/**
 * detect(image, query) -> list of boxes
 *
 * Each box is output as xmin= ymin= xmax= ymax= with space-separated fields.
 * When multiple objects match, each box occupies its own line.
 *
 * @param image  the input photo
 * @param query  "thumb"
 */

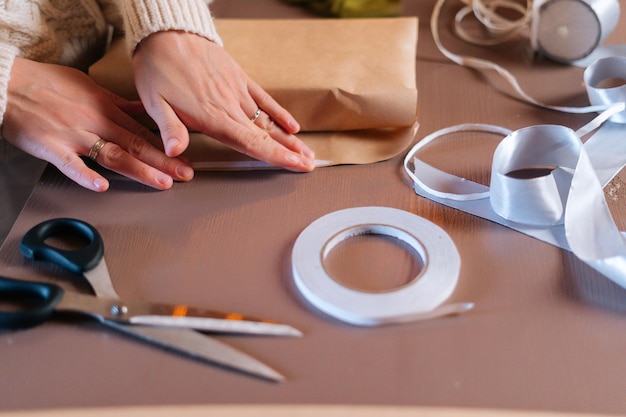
xmin=146 ymin=100 xmax=190 ymax=157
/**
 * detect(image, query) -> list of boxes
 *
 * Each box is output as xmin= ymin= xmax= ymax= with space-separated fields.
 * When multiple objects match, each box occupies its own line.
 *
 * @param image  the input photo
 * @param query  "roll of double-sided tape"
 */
xmin=531 ymin=0 xmax=620 ymax=63
xmin=291 ymin=206 xmax=463 ymax=326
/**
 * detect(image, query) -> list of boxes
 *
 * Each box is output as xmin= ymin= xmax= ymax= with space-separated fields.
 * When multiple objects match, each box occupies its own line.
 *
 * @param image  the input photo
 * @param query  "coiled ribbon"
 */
xmin=439 ymin=0 xmax=623 ymax=66
xmin=432 ymin=0 xmax=625 ymax=113
xmin=404 ymin=57 xmax=626 ymax=289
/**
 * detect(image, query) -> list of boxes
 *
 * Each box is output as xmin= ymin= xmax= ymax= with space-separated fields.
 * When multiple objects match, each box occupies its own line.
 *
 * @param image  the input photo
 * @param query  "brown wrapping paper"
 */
xmin=89 ymin=17 xmax=419 ymax=168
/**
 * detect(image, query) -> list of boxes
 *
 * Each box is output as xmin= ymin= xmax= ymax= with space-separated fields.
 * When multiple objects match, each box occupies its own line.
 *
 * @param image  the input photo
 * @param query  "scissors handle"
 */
xmin=20 ymin=218 xmax=104 ymax=275
xmin=0 ymin=276 xmax=64 ymax=330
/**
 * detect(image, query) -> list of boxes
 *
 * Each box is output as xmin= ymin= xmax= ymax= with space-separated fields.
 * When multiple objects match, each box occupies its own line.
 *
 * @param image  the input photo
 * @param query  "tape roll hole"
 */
xmin=321 ymin=225 xmax=426 ymax=293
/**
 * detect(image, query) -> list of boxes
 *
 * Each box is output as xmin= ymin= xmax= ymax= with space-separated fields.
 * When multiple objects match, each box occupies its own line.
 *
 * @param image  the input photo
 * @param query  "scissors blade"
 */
xmin=56 ymin=290 xmax=302 ymax=337
xmin=52 ymin=290 xmax=284 ymax=380
xmin=83 ymin=264 xmax=301 ymax=337
xmin=99 ymin=319 xmax=285 ymax=382
xmin=79 ymin=267 xmax=287 ymax=382
xmin=83 ymin=261 xmax=118 ymax=300
xmin=129 ymin=315 xmax=302 ymax=337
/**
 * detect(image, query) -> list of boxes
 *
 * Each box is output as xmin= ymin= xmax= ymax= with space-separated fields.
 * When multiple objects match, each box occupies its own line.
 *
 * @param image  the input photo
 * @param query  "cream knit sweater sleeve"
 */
xmin=115 ymin=0 xmax=222 ymax=54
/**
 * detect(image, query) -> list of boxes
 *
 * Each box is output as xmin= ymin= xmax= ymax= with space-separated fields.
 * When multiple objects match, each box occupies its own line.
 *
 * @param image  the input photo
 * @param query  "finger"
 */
xmin=248 ymin=80 xmax=300 ymax=134
xmin=217 ymin=117 xmax=314 ymax=172
xmin=245 ymin=81 xmax=315 ymax=159
xmin=251 ymin=109 xmax=315 ymax=159
xmin=50 ymin=150 xmax=110 ymax=192
xmin=120 ymin=130 xmax=194 ymax=181
xmin=140 ymin=95 xmax=190 ymax=157
xmin=99 ymin=102 xmax=194 ymax=182
xmin=215 ymin=97 xmax=315 ymax=171
xmin=15 ymin=130 xmax=111 ymax=192
xmin=89 ymin=139 xmax=175 ymax=190
xmin=96 ymin=124 xmax=194 ymax=184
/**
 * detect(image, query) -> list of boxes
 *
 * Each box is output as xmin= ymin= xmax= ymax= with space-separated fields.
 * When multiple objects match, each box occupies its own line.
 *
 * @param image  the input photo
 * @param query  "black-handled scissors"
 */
xmin=20 ymin=218 xmax=103 ymax=275
xmin=2 ymin=218 xmax=302 ymax=381
xmin=0 ymin=276 xmax=64 ymax=329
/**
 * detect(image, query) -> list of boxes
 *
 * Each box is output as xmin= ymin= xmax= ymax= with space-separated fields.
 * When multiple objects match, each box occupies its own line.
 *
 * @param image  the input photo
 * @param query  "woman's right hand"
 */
xmin=131 ymin=31 xmax=316 ymax=172
xmin=1 ymin=58 xmax=194 ymax=192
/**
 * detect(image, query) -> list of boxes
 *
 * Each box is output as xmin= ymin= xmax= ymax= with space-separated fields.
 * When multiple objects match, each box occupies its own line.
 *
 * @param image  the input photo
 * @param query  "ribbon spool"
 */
xmin=531 ymin=0 xmax=620 ymax=63
xmin=291 ymin=206 xmax=467 ymax=326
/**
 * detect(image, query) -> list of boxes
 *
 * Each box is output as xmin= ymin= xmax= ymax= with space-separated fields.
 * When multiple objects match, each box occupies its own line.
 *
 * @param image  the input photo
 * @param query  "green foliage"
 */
xmin=283 ymin=0 xmax=402 ymax=18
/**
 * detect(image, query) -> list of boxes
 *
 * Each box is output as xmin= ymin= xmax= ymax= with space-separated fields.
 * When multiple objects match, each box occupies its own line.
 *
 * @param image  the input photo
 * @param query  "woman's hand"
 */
xmin=2 ymin=58 xmax=194 ymax=192
xmin=131 ymin=31 xmax=316 ymax=172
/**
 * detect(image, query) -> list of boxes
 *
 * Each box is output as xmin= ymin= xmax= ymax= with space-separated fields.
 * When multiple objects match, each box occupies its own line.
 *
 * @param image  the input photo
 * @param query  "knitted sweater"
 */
xmin=0 ymin=0 xmax=222 ymax=128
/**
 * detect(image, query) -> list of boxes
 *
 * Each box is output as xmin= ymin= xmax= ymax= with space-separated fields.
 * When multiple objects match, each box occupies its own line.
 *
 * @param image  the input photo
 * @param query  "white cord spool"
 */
xmin=531 ymin=0 xmax=620 ymax=63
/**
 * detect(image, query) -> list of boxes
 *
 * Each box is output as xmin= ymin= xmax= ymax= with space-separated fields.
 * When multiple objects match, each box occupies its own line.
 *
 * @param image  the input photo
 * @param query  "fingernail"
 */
xmin=176 ymin=164 xmax=194 ymax=180
xmin=302 ymin=146 xmax=315 ymax=159
xmin=93 ymin=178 xmax=108 ymax=191
xmin=286 ymin=153 xmax=301 ymax=165
xmin=289 ymin=119 xmax=300 ymax=133
xmin=166 ymin=138 xmax=181 ymax=156
xmin=157 ymin=172 xmax=173 ymax=187
xmin=302 ymin=157 xmax=315 ymax=169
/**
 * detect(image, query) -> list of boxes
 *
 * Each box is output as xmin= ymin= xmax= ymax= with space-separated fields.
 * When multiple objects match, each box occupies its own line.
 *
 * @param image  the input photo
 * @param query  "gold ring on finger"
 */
xmin=88 ymin=139 xmax=108 ymax=161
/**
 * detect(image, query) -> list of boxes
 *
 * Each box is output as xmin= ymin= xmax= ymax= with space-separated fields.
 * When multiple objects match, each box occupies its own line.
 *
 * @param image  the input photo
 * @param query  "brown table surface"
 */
xmin=2 ymin=0 xmax=626 ymax=415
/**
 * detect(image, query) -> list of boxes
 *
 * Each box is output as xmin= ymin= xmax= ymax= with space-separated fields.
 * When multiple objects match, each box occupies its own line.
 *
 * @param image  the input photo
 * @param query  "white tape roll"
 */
xmin=531 ymin=0 xmax=620 ymax=63
xmin=292 ymin=207 xmax=463 ymax=326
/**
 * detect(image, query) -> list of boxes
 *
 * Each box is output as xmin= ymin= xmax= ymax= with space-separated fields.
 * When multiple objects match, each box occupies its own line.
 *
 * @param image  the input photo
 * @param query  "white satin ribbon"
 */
xmin=585 ymin=57 xmax=626 ymax=124
xmin=404 ymin=57 xmax=626 ymax=289
xmin=432 ymin=0 xmax=613 ymax=114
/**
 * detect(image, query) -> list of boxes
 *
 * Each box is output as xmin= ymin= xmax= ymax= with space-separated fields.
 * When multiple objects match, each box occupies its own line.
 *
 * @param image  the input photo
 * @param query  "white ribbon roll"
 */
xmin=403 ymin=57 xmax=626 ymax=290
xmin=291 ymin=206 xmax=471 ymax=326
xmin=531 ymin=0 xmax=620 ymax=63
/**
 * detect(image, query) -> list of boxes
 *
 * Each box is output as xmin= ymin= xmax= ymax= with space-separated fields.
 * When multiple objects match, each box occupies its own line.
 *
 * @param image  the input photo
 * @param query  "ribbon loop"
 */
xmin=584 ymin=57 xmax=626 ymax=123
xmin=490 ymin=125 xmax=581 ymax=226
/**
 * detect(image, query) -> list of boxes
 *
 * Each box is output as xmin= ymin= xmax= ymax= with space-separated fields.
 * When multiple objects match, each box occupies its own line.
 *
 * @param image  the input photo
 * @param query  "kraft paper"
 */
xmin=89 ymin=18 xmax=419 ymax=168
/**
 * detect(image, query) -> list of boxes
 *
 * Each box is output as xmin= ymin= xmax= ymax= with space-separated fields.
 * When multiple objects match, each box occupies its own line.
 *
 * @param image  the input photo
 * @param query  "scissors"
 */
xmin=0 ymin=218 xmax=301 ymax=381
